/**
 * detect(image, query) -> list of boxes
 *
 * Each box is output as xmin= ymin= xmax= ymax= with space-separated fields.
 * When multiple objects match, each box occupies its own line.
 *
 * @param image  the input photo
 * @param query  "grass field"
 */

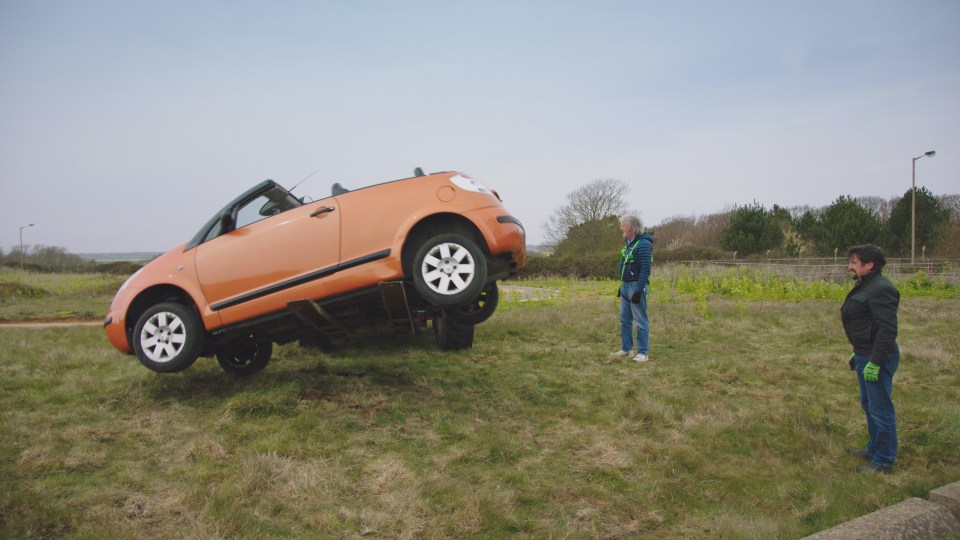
xmin=1 ymin=272 xmax=958 ymax=538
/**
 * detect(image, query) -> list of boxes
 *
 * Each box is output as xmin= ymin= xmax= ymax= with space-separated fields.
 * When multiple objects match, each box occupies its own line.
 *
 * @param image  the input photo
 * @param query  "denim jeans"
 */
xmin=619 ymin=281 xmax=649 ymax=354
xmin=854 ymin=352 xmax=899 ymax=467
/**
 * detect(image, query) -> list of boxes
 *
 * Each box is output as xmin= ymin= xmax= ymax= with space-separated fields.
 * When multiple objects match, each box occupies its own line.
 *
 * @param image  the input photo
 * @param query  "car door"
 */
xmin=195 ymin=191 xmax=341 ymax=323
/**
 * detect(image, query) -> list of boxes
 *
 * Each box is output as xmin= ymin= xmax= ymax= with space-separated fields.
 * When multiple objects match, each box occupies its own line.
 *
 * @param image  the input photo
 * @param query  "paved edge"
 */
xmin=0 ymin=321 xmax=101 ymax=328
xmin=803 ymin=480 xmax=960 ymax=539
xmin=499 ymin=285 xmax=560 ymax=302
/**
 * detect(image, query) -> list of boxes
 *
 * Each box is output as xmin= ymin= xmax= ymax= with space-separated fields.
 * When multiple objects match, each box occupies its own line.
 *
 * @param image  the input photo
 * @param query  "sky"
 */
xmin=1 ymin=0 xmax=958 ymax=254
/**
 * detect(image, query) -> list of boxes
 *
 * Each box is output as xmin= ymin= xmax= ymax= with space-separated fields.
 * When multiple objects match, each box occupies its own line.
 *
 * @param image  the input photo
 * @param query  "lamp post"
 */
xmin=19 ymin=223 xmax=35 ymax=271
xmin=911 ymin=150 xmax=936 ymax=264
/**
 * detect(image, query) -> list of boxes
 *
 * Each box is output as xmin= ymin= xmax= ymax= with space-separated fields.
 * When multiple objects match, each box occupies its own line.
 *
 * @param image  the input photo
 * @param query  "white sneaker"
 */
xmin=609 ymin=350 xmax=631 ymax=357
xmin=633 ymin=353 xmax=649 ymax=363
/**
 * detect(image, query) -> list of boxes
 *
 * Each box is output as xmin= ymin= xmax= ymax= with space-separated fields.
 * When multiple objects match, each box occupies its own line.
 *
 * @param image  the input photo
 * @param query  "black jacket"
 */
xmin=841 ymin=270 xmax=899 ymax=366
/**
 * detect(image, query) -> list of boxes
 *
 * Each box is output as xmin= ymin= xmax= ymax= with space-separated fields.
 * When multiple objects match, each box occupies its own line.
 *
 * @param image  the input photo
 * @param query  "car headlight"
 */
xmin=119 ymin=268 xmax=143 ymax=292
xmin=450 ymin=174 xmax=495 ymax=196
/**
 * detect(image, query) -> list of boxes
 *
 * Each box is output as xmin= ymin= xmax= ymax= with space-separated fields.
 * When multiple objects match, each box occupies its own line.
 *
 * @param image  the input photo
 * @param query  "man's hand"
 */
xmin=849 ymin=354 xmax=855 ymax=371
xmin=863 ymin=361 xmax=880 ymax=383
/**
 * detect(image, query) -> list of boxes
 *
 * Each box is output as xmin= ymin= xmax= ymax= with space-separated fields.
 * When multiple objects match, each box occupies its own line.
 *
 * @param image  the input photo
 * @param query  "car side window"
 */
xmin=234 ymin=187 xmax=302 ymax=231
xmin=236 ymin=194 xmax=273 ymax=230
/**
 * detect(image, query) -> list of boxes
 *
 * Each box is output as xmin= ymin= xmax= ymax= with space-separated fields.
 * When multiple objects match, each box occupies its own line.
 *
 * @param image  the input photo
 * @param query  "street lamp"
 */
xmin=911 ymin=150 xmax=936 ymax=264
xmin=19 ymin=223 xmax=34 ymax=271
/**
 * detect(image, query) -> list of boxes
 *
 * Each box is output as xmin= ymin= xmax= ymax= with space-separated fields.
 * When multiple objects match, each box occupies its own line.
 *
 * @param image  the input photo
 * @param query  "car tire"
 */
xmin=216 ymin=339 xmax=273 ymax=376
xmin=133 ymin=302 xmax=204 ymax=373
xmin=412 ymin=233 xmax=487 ymax=308
xmin=434 ymin=309 xmax=474 ymax=350
xmin=447 ymin=282 xmax=499 ymax=325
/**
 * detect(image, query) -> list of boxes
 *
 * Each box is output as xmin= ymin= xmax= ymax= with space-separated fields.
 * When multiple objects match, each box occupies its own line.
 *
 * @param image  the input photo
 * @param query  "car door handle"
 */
xmin=310 ymin=206 xmax=336 ymax=217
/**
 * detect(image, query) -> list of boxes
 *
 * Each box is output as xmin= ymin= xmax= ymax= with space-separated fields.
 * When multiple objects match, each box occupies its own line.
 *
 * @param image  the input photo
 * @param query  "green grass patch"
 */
xmin=0 ymin=271 xmax=126 ymax=322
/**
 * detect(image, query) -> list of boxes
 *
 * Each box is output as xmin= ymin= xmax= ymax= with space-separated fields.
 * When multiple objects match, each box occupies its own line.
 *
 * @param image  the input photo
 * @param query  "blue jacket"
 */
xmin=618 ymin=233 xmax=653 ymax=285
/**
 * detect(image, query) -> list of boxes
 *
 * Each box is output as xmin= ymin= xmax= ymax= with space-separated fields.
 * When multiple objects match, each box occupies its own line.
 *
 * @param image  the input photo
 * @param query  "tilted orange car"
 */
xmin=104 ymin=169 xmax=526 ymax=374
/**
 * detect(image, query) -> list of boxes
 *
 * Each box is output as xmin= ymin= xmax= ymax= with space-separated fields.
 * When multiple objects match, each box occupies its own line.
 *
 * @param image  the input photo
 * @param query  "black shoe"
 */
xmin=846 ymin=448 xmax=872 ymax=460
xmin=857 ymin=462 xmax=892 ymax=474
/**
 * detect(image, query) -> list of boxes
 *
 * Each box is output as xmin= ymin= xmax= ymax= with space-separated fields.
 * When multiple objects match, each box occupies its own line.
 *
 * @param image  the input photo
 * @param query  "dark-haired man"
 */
xmin=841 ymin=244 xmax=900 ymax=474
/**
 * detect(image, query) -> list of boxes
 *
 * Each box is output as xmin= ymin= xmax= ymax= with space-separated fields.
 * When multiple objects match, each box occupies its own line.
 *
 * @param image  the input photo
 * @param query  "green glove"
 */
xmin=863 ymin=361 xmax=880 ymax=383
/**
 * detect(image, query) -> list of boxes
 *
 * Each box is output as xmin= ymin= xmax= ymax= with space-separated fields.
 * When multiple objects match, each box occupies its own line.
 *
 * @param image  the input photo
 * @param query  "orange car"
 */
xmin=104 ymin=169 xmax=525 ymax=374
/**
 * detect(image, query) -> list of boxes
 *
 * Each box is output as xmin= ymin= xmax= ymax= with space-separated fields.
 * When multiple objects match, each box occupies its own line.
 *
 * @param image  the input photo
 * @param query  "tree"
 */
xmin=937 ymin=194 xmax=960 ymax=258
xmin=719 ymin=203 xmax=784 ymax=256
xmin=654 ymin=216 xmax=697 ymax=250
xmin=939 ymin=194 xmax=960 ymax=217
xmin=812 ymin=196 xmax=883 ymax=255
xmin=553 ymin=215 xmax=622 ymax=258
xmin=543 ymin=179 xmax=630 ymax=247
xmin=886 ymin=187 xmax=950 ymax=257
xmin=856 ymin=196 xmax=894 ymax=222
xmin=0 ymin=244 xmax=96 ymax=272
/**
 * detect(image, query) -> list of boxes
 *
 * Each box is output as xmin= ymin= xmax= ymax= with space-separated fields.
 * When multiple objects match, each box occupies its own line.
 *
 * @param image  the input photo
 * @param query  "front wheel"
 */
xmin=216 ymin=339 xmax=273 ymax=376
xmin=412 ymin=233 xmax=487 ymax=308
xmin=133 ymin=302 xmax=204 ymax=373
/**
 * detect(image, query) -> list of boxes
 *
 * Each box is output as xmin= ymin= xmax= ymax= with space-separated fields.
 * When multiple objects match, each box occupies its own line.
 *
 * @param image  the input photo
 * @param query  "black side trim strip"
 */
xmin=210 ymin=284 xmax=385 ymax=337
xmin=497 ymin=215 xmax=524 ymax=230
xmin=211 ymin=249 xmax=391 ymax=311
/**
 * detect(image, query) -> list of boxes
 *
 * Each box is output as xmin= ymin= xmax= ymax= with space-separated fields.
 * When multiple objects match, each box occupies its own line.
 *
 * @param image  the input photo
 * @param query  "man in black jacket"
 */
xmin=841 ymin=244 xmax=900 ymax=474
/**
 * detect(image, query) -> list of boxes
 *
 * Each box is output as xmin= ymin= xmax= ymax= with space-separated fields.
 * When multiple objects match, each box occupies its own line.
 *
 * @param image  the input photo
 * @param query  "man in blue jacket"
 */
xmin=610 ymin=215 xmax=654 ymax=363
xmin=841 ymin=244 xmax=900 ymax=474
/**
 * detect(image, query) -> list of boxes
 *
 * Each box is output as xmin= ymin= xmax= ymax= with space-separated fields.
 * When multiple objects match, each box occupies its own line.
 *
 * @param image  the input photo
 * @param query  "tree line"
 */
xmin=718 ymin=187 xmax=956 ymax=258
xmin=0 ymin=245 xmax=140 ymax=275
xmin=526 ymin=179 xmax=960 ymax=277
xmin=4 ymin=179 xmax=957 ymax=278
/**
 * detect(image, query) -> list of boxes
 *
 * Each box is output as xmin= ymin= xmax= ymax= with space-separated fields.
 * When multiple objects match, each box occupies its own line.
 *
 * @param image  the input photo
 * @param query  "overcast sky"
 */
xmin=1 ymin=1 xmax=958 ymax=253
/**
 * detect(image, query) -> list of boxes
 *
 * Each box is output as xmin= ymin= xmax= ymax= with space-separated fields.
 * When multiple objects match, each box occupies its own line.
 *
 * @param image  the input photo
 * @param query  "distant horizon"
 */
xmin=7 ymin=188 xmax=958 ymax=257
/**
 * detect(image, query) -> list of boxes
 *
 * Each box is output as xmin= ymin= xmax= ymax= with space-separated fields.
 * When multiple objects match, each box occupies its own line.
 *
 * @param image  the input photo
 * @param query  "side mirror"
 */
xmin=219 ymin=209 xmax=236 ymax=233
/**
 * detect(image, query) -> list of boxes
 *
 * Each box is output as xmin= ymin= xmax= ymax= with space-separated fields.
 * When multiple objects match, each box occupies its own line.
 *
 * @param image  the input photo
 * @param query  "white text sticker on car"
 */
xmin=450 ymin=174 xmax=493 ymax=195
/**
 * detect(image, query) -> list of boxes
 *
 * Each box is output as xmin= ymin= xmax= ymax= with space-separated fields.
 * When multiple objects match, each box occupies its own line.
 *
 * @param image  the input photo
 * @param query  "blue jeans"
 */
xmin=619 ymin=281 xmax=649 ymax=354
xmin=854 ymin=352 xmax=899 ymax=468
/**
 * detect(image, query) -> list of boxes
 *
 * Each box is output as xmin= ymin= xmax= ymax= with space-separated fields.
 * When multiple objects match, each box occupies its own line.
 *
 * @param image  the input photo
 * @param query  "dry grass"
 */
xmin=1 ymin=279 xmax=958 ymax=538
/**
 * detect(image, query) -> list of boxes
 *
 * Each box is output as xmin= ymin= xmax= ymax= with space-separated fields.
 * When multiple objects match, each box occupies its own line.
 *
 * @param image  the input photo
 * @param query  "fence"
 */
xmin=674 ymin=258 xmax=960 ymax=284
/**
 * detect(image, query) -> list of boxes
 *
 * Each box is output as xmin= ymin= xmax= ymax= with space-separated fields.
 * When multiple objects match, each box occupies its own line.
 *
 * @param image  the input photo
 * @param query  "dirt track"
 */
xmin=0 ymin=320 xmax=102 ymax=328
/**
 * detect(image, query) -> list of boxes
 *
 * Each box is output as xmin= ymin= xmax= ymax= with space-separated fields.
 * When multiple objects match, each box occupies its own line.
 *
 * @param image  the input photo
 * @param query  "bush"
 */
xmin=0 ymin=282 xmax=49 ymax=301
xmin=94 ymin=261 xmax=143 ymax=276
xmin=519 ymin=253 xmax=616 ymax=279
xmin=655 ymin=246 xmax=730 ymax=263
xmin=521 ymin=246 xmax=737 ymax=279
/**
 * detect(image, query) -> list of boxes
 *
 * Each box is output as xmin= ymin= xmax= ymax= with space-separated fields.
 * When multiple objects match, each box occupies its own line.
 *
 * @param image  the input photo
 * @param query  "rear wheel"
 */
xmin=448 ymin=282 xmax=499 ymax=325
xmin=434 ymin=309 xmax=474 ymax=350
xmin=412 ymin=233 xmax=487 ymax=308
xmin=133 ymin=302 xmax=203 ymax=373
xmin=216 ymin=338 xmax=273 ymax=376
